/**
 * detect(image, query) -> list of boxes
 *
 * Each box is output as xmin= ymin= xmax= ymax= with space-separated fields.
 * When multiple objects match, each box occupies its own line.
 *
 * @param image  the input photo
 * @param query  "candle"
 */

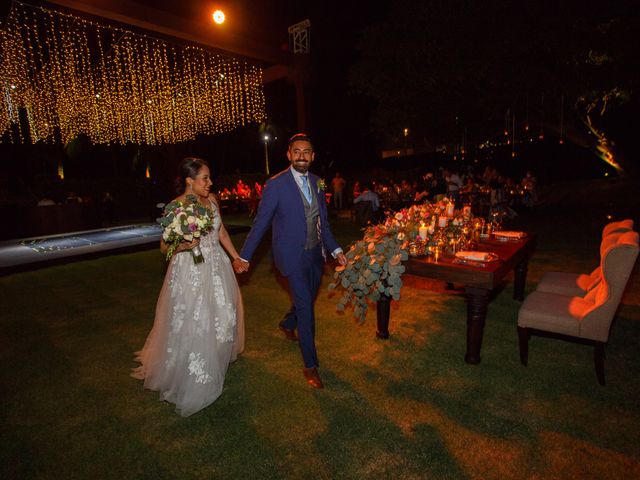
xmin=418 ymin=223 xmax=428 ymax=240
xmin=446 ymin=202 xmax=455 ymax=217
xmin=427 ymin=224 xmax=435 ymax=235
xmin=438 ymin=216 xmax=448 ymax=228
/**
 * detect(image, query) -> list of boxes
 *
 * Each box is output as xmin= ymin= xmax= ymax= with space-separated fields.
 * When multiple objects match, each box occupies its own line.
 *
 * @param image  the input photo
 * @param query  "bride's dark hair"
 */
xmin=175 ymin=157 xmax=209 ymax=194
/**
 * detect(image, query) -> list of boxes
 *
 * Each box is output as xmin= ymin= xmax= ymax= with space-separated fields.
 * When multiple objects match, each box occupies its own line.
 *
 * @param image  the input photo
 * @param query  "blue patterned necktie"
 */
xmin=301 ymin=175 xmax=312 ymax=204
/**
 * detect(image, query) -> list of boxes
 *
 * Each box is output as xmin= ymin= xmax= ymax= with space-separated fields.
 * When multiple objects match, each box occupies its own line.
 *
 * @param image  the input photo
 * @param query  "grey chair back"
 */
xmin=580 ymin=231 xmax=639 ymax=341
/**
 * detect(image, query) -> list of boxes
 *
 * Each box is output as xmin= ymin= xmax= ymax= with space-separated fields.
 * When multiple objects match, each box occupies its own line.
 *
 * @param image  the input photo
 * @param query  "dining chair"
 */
xmin=602 ymin=218 xmax=634 ymax=238
xmin=517 ymin=231 xmax=639 ymax=385
xmin=535 ymin=219 xmax=634 ymax=297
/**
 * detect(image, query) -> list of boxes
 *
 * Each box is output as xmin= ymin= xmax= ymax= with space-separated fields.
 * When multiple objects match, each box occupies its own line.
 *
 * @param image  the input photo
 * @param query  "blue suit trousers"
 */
xmin=281 ymin=245 xmax=323 ymax=368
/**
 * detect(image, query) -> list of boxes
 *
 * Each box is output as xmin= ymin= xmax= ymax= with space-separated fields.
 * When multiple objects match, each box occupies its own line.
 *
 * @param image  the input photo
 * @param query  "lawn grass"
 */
xmin=1 ymin=178 xmax=639 ymax=479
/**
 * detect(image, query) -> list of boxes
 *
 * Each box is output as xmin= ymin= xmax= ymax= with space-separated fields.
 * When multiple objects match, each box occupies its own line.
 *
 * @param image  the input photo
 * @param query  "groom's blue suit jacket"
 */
xmin=239 ymin=168 xmax=340 ymax=277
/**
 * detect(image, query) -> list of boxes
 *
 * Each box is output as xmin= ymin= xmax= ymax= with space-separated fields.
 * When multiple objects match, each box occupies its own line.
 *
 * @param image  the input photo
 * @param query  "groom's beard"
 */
xmin=292 ymin=161 xmax=310 ymax=173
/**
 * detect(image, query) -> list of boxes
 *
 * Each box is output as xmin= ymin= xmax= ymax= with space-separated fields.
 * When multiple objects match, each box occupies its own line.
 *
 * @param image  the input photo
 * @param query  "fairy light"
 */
xmin=0 ymin=3 xmax=266 ymax=145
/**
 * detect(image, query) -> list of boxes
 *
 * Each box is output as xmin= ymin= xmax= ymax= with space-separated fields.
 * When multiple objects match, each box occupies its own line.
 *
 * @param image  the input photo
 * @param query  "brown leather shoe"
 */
xmin=278 ymin=322 xmax=298 ymax=342
xmin=303 ymin=367 xmax=324 ymax=389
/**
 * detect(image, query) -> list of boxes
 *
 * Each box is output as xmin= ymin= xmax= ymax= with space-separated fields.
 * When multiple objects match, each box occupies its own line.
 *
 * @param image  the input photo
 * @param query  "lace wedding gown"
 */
xmin=132 ymin=201 xmax=245 ymax=417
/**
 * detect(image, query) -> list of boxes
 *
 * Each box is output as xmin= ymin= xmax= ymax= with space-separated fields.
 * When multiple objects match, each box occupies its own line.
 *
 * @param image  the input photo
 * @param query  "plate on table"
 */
xmin=454 ymin=251 xmax=499 ymax=263
xmin=493 ymin=231 xmax=527 ymax=241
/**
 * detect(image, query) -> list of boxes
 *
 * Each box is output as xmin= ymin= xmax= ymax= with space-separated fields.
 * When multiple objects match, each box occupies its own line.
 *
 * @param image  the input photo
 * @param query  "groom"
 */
xmin=234 ymin=133 xmax=347 ymax=389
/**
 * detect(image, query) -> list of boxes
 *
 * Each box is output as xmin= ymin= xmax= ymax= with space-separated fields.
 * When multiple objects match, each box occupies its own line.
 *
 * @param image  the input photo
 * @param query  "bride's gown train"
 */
xmin=132 ymin=201 xmax=244 ymax=417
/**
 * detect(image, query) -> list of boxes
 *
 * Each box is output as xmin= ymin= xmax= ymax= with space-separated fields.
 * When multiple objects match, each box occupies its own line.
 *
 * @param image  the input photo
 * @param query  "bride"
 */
xmin=132 ymin=157 xmax=247 ymax=417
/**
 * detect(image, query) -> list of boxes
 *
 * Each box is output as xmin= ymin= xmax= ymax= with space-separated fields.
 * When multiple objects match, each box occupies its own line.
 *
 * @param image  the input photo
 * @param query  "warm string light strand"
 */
xmin=0 ymin=2 xmax=266 ymax=145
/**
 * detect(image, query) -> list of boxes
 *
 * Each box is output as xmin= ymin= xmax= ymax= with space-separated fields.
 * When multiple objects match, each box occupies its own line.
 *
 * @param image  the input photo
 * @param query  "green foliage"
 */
xmin=330 ymin=200 xmax=484 ymax=323
xmin=330 ymin=220 xmax=409 ymax=324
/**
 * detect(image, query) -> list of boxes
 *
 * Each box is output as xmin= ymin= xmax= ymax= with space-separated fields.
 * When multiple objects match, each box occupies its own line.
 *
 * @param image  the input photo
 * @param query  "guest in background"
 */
xmin=443 ymin=168 xmax=462 ymax=205
xmin=102 ymin=191 xmax=115 ymax=225
xmin=521 ymin=170 xmax=538 ymax=207
xmin=431 ymin=171 xmax=447 ymax=201
xmin=65 ymin=191 xmax=82 ymax=204
xmin=414 ymin=179 xmax=430 ymax=203
xmin=354 ymin=182 xmax=380 ymax=211
xmin=354 ymin=182 xmax=381 ymax=224
xmin=331 ymin=172 xmax=347 ymax=209
xmin=352 ymin=180 xmax=361 ymax=203
xmin=37 ymin=195 xmax=55 ymax=206
xmin=388 ymin=182 xmax=402 ymax=210
xmin=248 ymin=184 xmax=260 ymax=217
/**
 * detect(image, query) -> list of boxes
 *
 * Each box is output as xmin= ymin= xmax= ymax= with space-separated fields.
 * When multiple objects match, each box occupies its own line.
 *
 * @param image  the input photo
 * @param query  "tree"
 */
xmin=349 ymin=0 xmax=639 ymax=175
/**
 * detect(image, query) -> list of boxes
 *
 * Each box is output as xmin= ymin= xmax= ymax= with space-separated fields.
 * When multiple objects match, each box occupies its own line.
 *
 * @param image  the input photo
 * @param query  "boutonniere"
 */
xmin=317 ymin=178 xmax=326 ymax=192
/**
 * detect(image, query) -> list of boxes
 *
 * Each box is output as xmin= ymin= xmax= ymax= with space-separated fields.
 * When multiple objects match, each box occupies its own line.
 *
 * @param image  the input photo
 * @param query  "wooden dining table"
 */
xmin=377 ymin=233 xmax=537 ymax=364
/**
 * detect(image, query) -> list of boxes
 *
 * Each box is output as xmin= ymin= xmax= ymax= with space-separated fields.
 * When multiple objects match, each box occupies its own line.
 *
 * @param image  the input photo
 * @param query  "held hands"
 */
xmin=233 ymin=257 xmax=250 ymax=273
xmin=335 ymin=252 xmax=347 ymax=266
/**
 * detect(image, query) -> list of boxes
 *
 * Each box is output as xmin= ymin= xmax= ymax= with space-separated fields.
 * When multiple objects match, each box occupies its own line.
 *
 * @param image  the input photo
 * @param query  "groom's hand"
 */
xmin=336 ymin=252 xmax=347 ymax=266
xmin=233 ymin=257 xmax=249 ymax=273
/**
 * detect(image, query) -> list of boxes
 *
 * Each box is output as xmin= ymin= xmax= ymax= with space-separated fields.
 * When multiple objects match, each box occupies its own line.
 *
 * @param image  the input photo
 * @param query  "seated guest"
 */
xmin=414 ymin=180 xmax=430 ymax=203
xmin=431 ymin=172 xmax=447 ymax=201
xmin=37 ymin=194 xmax=55 ymax=206
xmin=354 ymin=182 xmax=381 ymax=225
xmin=352 ymin=180 xmax=361 ymax=202
xmin=65 ymin=191 xmax=82 ymax=204
xmin=443 ymin=168 xmax=463 ymax=205
xmin=521 ymin=170 xmax=538 ymax=207
xmin=356 ymin=182 xmax=380 ymax=211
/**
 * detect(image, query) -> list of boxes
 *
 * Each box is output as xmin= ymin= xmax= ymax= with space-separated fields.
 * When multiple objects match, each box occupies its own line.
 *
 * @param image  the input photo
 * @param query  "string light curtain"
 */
xmin=0 ymin=2 xmax=267 ymax=145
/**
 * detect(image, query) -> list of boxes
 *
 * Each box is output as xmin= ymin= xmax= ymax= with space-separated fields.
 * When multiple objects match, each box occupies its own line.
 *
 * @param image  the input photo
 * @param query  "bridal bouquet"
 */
xmin=158 ymin=194 xmax=214 ymax=264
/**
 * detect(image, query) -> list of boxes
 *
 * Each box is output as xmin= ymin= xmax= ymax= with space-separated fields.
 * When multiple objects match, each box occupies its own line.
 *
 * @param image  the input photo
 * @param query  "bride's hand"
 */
xmin=178 ymin=238 xmax=200 ymax=253
xmin=232 ymin=257 xmax=249 ymax=273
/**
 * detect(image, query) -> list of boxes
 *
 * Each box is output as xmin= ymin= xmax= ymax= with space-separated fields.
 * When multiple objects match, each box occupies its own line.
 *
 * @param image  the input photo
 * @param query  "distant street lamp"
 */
xmin=403 ymin=127 xmax=409 ymax=154
xmin=263 ymin=133 xmax=270 ymax=176
xmin=212 ymin=10 xmax=225 ymax=25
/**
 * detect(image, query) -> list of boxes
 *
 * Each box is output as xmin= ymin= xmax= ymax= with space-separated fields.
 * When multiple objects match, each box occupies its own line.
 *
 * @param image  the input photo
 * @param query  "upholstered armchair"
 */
xmin=602 ymin=219 xmax=634 ymax=238
xmin=517 ymin=231 xmax=639 ymax=384
xmin=535 ymin=219 xmax=634 ymax=297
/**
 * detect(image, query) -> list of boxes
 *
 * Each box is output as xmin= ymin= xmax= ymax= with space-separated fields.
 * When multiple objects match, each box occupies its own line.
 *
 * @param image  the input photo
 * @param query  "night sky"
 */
xmin=1 ymin=1 xmax=636 ymax=182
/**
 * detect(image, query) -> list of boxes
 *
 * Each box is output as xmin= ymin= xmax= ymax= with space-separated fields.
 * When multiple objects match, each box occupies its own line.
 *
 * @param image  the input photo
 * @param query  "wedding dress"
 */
xmin=132 ymin=200 xmax=244 ymax=417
